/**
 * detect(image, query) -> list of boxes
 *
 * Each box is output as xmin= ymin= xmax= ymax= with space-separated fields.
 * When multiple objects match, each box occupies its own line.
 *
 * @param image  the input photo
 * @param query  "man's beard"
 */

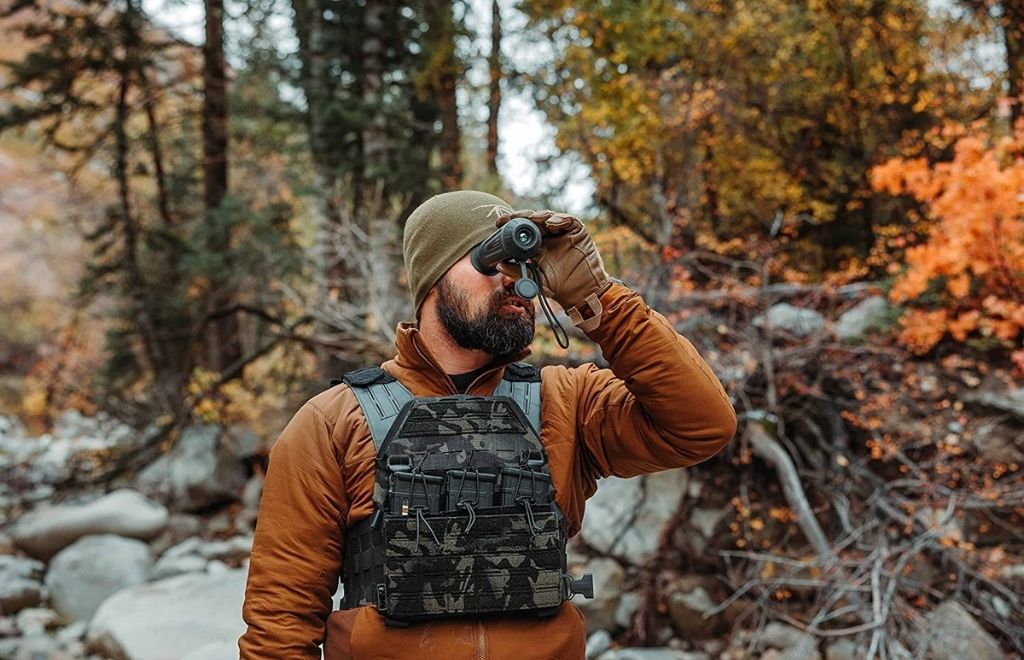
xmin=436 ymin=274 xmax=536 ymax=358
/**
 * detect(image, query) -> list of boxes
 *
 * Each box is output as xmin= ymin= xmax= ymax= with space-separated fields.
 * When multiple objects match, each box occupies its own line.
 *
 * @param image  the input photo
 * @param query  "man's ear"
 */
xmin=417 ymin=284 xmax=439 ymax=323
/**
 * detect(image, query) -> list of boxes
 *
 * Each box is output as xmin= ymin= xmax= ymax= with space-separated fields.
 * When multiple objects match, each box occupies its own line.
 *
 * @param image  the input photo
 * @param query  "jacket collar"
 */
xmin=382 ymin=321 xmax=532 ymax=397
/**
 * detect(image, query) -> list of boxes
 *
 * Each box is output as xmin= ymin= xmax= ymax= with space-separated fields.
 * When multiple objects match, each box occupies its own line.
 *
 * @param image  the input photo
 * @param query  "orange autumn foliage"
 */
xmin=871 ymin=132 xmax=1024 ymax=354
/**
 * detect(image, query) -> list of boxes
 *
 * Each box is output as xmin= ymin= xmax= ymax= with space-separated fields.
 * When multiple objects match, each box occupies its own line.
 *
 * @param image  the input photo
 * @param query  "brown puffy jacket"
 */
xmin=238 ymin=283 xmax=737 ymax=659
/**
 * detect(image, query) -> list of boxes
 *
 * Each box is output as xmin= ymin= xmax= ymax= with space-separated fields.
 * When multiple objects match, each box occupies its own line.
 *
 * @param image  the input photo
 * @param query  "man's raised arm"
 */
xmin=571 ymin=282 xmax=737 ymax=479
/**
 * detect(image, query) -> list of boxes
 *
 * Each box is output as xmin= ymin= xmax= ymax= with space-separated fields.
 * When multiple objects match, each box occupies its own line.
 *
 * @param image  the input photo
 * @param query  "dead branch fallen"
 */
xmin=745 ymin=423 xmax=834 ymax=563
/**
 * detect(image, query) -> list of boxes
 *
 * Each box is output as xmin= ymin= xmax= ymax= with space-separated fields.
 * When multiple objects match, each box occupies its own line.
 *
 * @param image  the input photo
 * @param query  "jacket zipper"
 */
xmin=412 ymin=338 xmax=459 ymax=395
xmin=466 ymin=367 xmax=503 ymax=395
xmin=411 ymin=334 xmax=506 ymax=396
xmin=476 ymin=620 xmax=486 ymax=660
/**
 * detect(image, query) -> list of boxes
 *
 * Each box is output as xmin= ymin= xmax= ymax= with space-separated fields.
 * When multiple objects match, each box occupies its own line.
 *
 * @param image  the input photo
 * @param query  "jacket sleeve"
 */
xmin=239 ymin=400 xmax=348 ymax=659
xmin=573 ymin=283 xmax=737 ymax=480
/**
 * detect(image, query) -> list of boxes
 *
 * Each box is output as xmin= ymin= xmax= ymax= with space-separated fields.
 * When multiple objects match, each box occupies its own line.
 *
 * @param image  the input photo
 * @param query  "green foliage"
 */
xmin=290 ymin=0 xmax=464 ymax=201
xmin=516 ymin=0 xmax=995 ymax=277
xmin=0 ymin=0 xmax=306 ymax=421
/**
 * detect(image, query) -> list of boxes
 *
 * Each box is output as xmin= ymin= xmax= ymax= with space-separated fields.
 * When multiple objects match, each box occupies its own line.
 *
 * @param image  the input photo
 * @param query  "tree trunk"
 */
xmin=427 ymin=0 xmax=462 ymax=188
xmin=117 ymin=2 xmax=176 ymax=414
xmin=1003 ymin=0 xmax=1024 ymax=128
xmin=202 ymin=0 xmax=241 ymax=374
xmin=203 ymin=0 xmax=228 ymax=211
xmin=290 ymin=0 xmax=346 ymax=379
xmin=362 ymin=1 xmax=387 ymax=182
xmin=487 ymin=0 xmax=501 ymax=176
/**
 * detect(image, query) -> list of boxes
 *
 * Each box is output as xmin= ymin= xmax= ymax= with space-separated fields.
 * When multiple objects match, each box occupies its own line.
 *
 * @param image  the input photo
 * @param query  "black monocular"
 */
xmin=470 ymin=219 xmax=542 ymax=300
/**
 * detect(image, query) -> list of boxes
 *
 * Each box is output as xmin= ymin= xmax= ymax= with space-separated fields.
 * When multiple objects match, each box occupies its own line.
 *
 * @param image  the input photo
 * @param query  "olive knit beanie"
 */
xmin=403 ymin=190 xmax=514 ymax=315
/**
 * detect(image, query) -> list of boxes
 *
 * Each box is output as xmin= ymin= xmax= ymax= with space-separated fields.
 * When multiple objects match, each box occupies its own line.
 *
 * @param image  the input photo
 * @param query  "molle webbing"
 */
xmin=340 ymin=363 xmax=542 ymax=448
xmin=344 ymin=504 xmax=566 ymax=619
xmin=337 ymin=362 xmax=591 ymax=624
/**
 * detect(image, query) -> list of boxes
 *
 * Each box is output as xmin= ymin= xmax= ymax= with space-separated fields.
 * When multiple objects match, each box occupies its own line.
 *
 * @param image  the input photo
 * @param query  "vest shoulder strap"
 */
xmin=339 ymin=362 xmax=543 ymax=450
xmin=493 ymin=362 xmax=542 ymax=435
xmin=340 ymin=367 xmax=415 ymax=451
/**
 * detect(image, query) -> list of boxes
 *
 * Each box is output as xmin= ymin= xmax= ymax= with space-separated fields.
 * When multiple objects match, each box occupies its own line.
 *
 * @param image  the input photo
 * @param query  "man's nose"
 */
xmin=498 ymin=266 xmax=518 ymax=289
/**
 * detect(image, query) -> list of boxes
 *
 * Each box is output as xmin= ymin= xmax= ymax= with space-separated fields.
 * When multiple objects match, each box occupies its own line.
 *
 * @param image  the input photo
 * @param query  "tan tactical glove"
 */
xmin=495 ymin=209 xmax=613 ymax=332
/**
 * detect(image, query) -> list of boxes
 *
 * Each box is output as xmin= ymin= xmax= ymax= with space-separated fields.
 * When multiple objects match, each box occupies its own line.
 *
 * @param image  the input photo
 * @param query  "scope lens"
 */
xmin=516 ymin=228 xmax=531 ymax=243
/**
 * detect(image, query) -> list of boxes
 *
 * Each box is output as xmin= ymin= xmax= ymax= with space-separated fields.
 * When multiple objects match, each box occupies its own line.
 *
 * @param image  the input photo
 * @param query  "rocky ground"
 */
xmin=1 ymin=293 xmax=1021 ymax=659
xmin=0 ymin=416 xmax=265 ymax=659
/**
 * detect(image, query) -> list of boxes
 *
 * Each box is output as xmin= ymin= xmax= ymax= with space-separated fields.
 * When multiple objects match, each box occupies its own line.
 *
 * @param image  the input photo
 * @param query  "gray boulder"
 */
xmin=835 ymin=296 xmax=891 ymax=340
xmin=0 ymin=555 xmax=46 ymax=613
xmin=0 ymin=412 xmax=135 ymax=488
xmin=15 ymin=606 xmax=59 ymax=636
xmin=149 ymin=512 xmax=204 ymax=556
xmin=614 ymin=592 xmax=641 ymax=628
xmin=10 ymin=489 xmax=168 ymax=560
xmin=182 ymin=641 xmax=240 ymax=660
xmin=44 ymin=534 xmax=151 ymax=623
xmin=572 ymin=557 xmax=624 ymax=631
xmin=760 ymin=622 xmax=820 ymax=660
xmin=964 ymin=388 xmax=1024 ymax=421
xmin=922 ymin=599 xmax=1003 ymax=660
xmin=599 ymin=650 xmax=708 ymax=660
xmin=152 ymin=533 xmax=253 ymax=580
xmin=0 ymin=415 xmax=27 ymax=438
xmin=580 ymin=469 xmax=688 ymax=565
xmin=682 ymin=506 xmax=728 ymax=556
xmin=586 ymin=630 xmax=612 ymax=659
xmin=151 ymin=553 xmax=208 ymax=580
xmin=667 ymin=584 xmax=718 ymax=639
xmin=754 ymin=303 xmax=825 ymax=338
xmin=10 ymin=635 xmax=70 ymax=660
xmin=825 ymin=639 xmax=861 ymax=660
xmin=86 ymin=568 xmax=248 ymax=660
xmin=135 ymin=425 xmax=249 ymax=512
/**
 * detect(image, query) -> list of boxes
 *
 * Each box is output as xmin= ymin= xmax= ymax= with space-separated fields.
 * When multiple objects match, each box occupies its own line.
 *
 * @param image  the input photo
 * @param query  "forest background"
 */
xmin=1 ymin=0 xmax=1023 ymax=658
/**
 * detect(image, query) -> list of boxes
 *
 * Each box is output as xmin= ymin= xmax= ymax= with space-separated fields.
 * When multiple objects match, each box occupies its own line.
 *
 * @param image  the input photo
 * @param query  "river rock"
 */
xmin=825 ymin=639 xmax=862 ymax=660
xmin=580 ymin=469 xmax=688 ymax=565
xmin=835 ymin=296 xmax=891 ymax=340
xmin=667 ymin=583 xmax=718 ymax=639
xmin=152 ymin=553 xmax=208 ymax=580
xmin=754 ymin=304 xmax=825 ymax=338
xmin=181 ymin=641 xmax=240 ymax=660
xmin=10 ymin=489 xmax=168 ymax=560
xmin=922 ymin=599 xmax=1003 ymax=660
xmin=0 ymin=555 xmax=46 ymax=613
xmin=0 ymin=411 xmax=135 ymax=488
xmin=10 ymin=635 xmax=70 ymax=660
xmin=614 ymin=592 xmax=641 ymax=628
xmin=149 ymin=513 xmax=204 ymax=556
xmin=85 ymin=568 xmax=248 ymax=660
xmin=15 ymin=606 xmax=59 ymax=636
xmin=237 ymin=471 xmax=264 ymax=531
xmin=135 ymin=425 xmax=248 ymax=512
xmin=44 ymin=534 xmax=151 ymax=623
xmin=681 ymin=506 xmax=728 ymax=556
xmin=573 ymin=557 xmax=625 ymax=631
xmin=599 ymin=650 xmax=708 ymax=660
xmin=587 ymin=630 xmax=613 ymax=659
xmin=964 ymin=388 xmax=1024 ymax=421
xmin=760 ymin=622 xmax=820 ymax=660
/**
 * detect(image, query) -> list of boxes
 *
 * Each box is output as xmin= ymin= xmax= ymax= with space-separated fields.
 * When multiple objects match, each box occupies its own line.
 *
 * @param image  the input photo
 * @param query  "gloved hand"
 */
xmin=495 ymin=209 xmax=613 ymax=332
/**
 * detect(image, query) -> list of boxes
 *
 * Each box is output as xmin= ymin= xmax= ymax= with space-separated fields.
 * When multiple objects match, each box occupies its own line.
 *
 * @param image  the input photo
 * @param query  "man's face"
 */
xmin=432 ymin=253 xmax=536 ymax=359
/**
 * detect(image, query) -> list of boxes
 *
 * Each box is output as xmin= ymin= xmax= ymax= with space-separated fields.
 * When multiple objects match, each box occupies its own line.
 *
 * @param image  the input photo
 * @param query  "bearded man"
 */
xmin=239 ymin=190 xmax=737 ymax=659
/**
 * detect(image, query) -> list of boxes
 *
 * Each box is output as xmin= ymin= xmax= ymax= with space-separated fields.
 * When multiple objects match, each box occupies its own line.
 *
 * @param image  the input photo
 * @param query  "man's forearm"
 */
xmin=575 ymin=282 xmax=737 ymax=477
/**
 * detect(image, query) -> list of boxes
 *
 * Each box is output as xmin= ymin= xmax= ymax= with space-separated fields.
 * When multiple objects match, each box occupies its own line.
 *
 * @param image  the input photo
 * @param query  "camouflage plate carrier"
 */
xmin=336 ymin=362 xmax=594 ymax=627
